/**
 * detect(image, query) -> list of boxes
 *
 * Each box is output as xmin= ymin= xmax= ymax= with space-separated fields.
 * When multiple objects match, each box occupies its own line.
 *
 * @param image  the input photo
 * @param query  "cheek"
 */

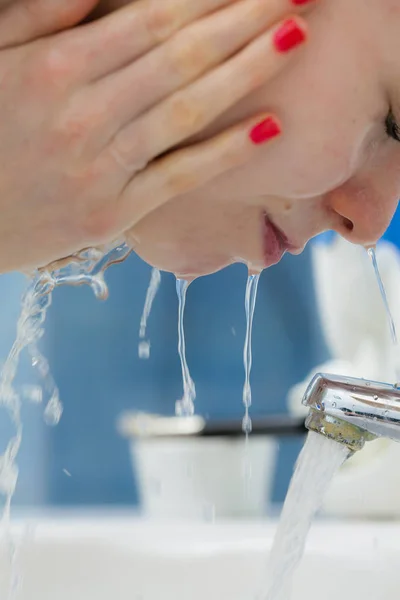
xmin=264 ymin=126 xmax=359 ymax=199
xmin=258 ymin=72 xmax=376 ymax=198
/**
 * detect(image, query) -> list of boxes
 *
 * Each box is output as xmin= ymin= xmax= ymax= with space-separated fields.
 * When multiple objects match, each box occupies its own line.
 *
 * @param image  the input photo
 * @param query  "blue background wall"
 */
xmin=42 ymin=247 xmax=328 ymax=506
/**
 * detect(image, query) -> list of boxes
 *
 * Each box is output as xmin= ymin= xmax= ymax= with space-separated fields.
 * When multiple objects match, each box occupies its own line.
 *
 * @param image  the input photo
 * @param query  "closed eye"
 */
xmin=385 ymin=109 xmax=400 ymax=142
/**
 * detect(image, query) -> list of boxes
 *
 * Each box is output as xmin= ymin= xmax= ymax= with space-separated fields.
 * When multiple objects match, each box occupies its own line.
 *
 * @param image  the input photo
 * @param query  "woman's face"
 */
xmin=98 ymin=0 xmax=400 ymax=278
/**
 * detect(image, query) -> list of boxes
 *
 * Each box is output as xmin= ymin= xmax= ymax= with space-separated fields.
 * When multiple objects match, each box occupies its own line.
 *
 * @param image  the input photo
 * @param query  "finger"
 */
xmin=109 ymin=17 xmax=307 ymax=173
xmin=0 ymin=0 xmax=99 ymax=48
xmin=115 ymin=113 xmax=283 ymax=233
xmin=57 ymin=0 xmax=245 ymax=83
xmin=88 ymin=0 xmax=310 ymax=138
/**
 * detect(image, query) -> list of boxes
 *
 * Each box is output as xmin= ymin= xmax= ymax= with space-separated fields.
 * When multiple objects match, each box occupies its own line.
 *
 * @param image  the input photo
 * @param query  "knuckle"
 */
xmin=167 ymin=34 xmax=209 ymax=80
xmin=33 ymin=43 xmax=74 ymax=89
xmin=220 ymin=141 xmax=248 ymax=169
xmin=52 ymin=103 xmax=95 ymax=155
xmin=144 ymin=1 xmax=180 ymax=43
xmin=164 ymin=167 xmax=198 ymax=197
xmin=111 ymin=128 xmax=148 ymax=174
xmin=168 ymin=93 xmax=206 ymax=137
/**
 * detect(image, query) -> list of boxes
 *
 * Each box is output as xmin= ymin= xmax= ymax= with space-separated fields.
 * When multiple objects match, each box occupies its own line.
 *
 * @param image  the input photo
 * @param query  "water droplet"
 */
xmin=331 ymin=402 xmax=337 ymax=409
xmin=138 ymin=340 xmax=150 ymax=359
xmin=373 ymin=395 xmax=379 ymax=401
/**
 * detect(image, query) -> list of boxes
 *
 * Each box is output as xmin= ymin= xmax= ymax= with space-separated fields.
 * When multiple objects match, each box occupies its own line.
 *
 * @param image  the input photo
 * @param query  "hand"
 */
xmin=0 ymin=0 xmax=313 ymax=273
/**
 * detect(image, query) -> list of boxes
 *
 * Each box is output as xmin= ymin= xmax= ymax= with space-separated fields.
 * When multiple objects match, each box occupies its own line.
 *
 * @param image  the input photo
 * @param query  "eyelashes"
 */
xmin=385 ymin=109 xmax=400 ymax=142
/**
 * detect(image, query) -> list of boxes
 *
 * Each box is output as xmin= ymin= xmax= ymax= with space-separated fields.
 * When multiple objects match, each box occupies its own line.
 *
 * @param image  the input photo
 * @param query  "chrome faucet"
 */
xmin=303 ymin=373 xmax=400 ymax=453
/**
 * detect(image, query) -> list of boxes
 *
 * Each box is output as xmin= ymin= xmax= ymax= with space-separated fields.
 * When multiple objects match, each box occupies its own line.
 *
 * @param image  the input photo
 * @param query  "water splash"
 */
xmin=43 ymin=390 xmax=63 ymax=426
xmin=260 ymin=432 xmax=349 ymax=600
xmin=50 ymin=242 xmax=132 ymax=299
xmin=175 ymin=279 xmax=196 ymax=417
xmin=242 ymin=273 xmax=260 ymax=435
xmin=0 ymin=272 xmax=56 ymax=519
xmin=0 ymin=241 xmax=132 ymax=597
xmin=0 ymin=242 xmax=131 ymax=507
xmin=138 ymin=268 xmax=161 ymax=359
xmin=367 ymin=247 xmax=400 ymax=380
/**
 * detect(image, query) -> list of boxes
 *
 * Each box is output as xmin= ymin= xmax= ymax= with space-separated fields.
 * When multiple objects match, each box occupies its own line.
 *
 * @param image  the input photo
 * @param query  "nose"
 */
xmin=326 ymin=176 xmax=400 ymax=247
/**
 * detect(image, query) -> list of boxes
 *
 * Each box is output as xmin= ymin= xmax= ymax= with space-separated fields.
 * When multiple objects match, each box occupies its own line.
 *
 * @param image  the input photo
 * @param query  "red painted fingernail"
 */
xmin=273 ymin=18 xmax=307 ymax=53
xmin=292 ymin=0 xmax=313 ymax=5
xmin=249 ymin=117 xmax=281 ymax=145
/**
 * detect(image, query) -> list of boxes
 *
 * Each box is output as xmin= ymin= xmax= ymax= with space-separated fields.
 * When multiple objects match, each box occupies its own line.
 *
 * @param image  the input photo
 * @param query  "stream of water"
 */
xmin=0 ymin=242 xmax=132 ymax=597
xmin=175 ymin=279 xmax=196 ymax=417
xmin=367 ymin=247 xmax=400 ymax=381
xmin=255 ymin=244 xmax=400 ymax=600
xmin=242 ymin=273 xmax=260 ymax=436
xmin=138 ymin=268 xmax=161 ymax=359
xmin=260 ymin=432 xmax=349 ymax=600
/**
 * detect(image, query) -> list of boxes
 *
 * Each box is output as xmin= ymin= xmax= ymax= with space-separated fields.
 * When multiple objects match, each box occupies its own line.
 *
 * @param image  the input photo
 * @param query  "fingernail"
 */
xmin=249 ymin=117 xmax=281 ymax=145
xmin=291 ymin=0 xmax=313 ymax=5
xmin=273 ymin=18 xmax=307 ymax=53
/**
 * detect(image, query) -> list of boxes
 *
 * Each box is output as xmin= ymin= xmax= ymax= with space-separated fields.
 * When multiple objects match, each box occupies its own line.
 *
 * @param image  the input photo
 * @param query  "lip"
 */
xmin=263 ymin=214 xmax=300 ymax=267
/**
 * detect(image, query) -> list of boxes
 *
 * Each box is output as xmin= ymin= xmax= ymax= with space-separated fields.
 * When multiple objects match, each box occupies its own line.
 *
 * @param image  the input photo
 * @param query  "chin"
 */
xmin=132 ymin=244 xmax=238 ymax=280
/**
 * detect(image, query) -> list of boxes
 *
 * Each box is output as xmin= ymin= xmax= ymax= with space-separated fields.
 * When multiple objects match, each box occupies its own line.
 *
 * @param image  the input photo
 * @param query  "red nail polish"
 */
xmin=249 ymin=117 xmax=281 ymax=145
xmin=273 ymin=18 xmax=306 ymax=53
xmin=292 ymin=0 xmax=313 ymax=5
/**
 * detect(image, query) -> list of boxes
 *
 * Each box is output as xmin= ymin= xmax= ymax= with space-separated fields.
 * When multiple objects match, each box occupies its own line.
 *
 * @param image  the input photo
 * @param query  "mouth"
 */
xmin=263 ymin=214 xmax=300 ymax=268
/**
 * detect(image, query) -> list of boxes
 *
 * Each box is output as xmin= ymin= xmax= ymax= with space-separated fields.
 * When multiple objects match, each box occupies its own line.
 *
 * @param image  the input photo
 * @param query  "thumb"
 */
xmin=0 ymin=0 xmax=100 ymax=48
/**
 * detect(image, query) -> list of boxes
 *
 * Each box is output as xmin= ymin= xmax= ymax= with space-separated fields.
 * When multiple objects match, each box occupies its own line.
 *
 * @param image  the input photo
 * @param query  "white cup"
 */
xmin=118 ymin=413 xmax=277 ymax=519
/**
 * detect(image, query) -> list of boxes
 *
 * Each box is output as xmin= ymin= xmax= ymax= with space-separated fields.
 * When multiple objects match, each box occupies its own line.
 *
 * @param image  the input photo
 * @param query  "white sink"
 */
xmin=0 ymin=517 xmax=399 ymax=599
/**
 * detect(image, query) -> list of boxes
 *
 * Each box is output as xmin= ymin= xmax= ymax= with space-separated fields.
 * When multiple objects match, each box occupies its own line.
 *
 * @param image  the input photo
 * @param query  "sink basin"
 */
xmin=0 ymin=516 xmax=399 ymax=599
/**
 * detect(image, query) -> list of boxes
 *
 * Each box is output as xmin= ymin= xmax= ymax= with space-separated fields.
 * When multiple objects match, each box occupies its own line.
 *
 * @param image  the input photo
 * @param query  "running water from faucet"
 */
xmin=138 ymin=268 xmax=161 ymax=359
xmin=367 ymin=247 xmax=400 ymax=381
xmin=175 ymin=279 xmax=196 ymax=417
xmin=260 ymin=432 xmax=349 ymax=600
xmin=242 ymin=273 xmax=260 ymax=435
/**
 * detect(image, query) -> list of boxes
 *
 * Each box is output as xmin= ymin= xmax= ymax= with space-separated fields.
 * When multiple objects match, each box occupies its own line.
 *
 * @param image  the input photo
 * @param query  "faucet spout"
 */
xmin=302 ymin=374 xmax=400 ymax=453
